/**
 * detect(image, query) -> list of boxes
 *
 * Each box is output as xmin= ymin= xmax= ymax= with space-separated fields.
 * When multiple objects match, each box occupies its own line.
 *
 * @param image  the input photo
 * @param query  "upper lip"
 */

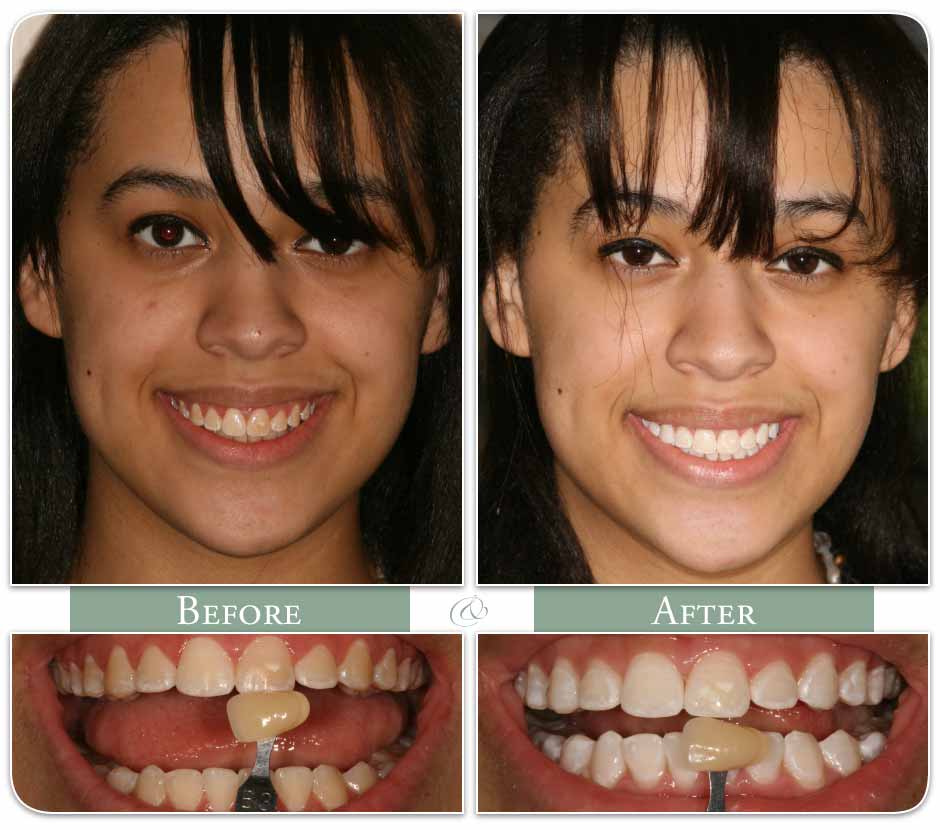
xmin=629 ymin=407 xmax=797 ymax=430
xmin=159 ymin=386 xmax=331 ymax=409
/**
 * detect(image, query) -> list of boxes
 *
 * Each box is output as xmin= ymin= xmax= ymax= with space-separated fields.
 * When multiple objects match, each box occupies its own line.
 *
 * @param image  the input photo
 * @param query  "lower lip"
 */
xmin=482 ymin=648 xmax=926 ymax=812
xmin=627 ymin=414 xmax=799 ymax=488
xmin=26 ymin=642 xmax=454 ymax=813
xmin=158 ymin=393 xmax=333 ymax=471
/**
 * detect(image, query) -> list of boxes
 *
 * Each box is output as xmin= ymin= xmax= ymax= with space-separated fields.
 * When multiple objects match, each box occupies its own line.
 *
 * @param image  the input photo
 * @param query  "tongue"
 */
xmin=77 ymin=688 xmax=407 ymax=771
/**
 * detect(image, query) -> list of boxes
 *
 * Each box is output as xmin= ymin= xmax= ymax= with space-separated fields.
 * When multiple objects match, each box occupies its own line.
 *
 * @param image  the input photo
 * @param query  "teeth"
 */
xmin=541 ymin=733 xmax=565 ymax=762
xmin=745 ymin=732 xmax=785 ymax=784
xmin=622 ymin=733 xmax=665 ymax=789
xmin=311 ymin=764 xmax=349 ymax=811
xmin=883 ymin=666 xmax=902 ymax=698
xmin=165 ymin=769 xmax=203 ymax=811
xmin=246 ymin=408 xmax=270 ymax=437
xmin=235 ymin=636 xmax=295 ymax=693
xmin=394 ymin=657 xmax=413 ymax=692
xmin=373 ymin=648 xmax=399 ymax=690
xmin=105 ymin=646 xmax=137 ymax=699
xmin=69 ymin=662 xmax=83 ymax=695
xmin=838 ymin=660 xmax=868 ymax=706
xmin=175 ymin=637 xmax=235 ymax=697
xmin=190 ymin=403 xmax=205 ymax=426
xmin=288 ymin=404 xmax=301 ymax=428
xmin=681 ymin=717 xmax=767 ymax=771
xmin=338 ymin=640 xmax=373 ymax=691
xmin=135 ymin=645 xmax=176 ymax=693
xmin=343 ymin=761 xmax=378 ymax=796
xmin=783 ymin=732 xmax=825 ymax=790
xmin=684 ymin=651 xmax=750 ymax=718
xmin=174 ymin=396 xmax=313 ymax=441
xmin=134 ymin=765 xmax=166 ymax=807
xmin=203 ymin=407 xmax=222 ymax=432
xmin=525 ymin=663 xmax=549 ymax=710
xmin=819 ymin=729 xmax=862 ymax=777
xmin=560 ymin=735 xmax=595 ymax=777
xmin=295 ymin=644 xmax=338 ymax=690
xmin=579 ymin=660 xmax=621 ymax=711
xmin=226 ymin=691 xmax=310 ymax=742
xmin=750 ymin=660 xmax=798 ymax=710
xmin=640 ymin=419 xmax=780 ymax=459
xmin=548 ymin=658 xmax=579 ymax=714
xmin=106 ymin=766 xmax=138 ymax=795
xmin=273 ymin=767 xmax=313 ymax=812
xmin=797 ymin=653 xmax=839 ymax=709
xmin=663 ymin=732 xmax=702 ymax=791
xmin=621 ymin=652 xmax=684 ymax=717
xmin=858 ymin=732 xmax=887 ymax=762
xmin=590 ymin=731 xmax=625 ymax=788
xmin=866 ymin=665 xmax=885 ymax=705
xmin=202 ymin=768 xmax=238 ymax=812
xmin=271 ymin=410 xmax=288 ymax=433
xmin=82 ymin=655 xmax=104 ymax=697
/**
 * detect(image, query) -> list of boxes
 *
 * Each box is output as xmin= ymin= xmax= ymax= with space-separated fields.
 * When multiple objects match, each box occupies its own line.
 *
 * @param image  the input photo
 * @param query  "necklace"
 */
xmin=813 ymin=531 xmax=844 ymax=584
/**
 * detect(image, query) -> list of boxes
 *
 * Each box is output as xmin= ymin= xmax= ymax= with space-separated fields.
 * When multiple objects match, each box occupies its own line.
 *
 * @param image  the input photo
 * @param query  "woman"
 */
xmin=479 ymin=15 xmax=926 ymax=584
xmin=14 ymin=15 xmax=461 ymax=584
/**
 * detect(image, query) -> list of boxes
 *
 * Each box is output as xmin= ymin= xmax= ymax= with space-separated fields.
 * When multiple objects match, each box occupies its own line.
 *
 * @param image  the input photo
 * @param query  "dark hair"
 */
xmin=479 ymin=14 xmax=926 ymax=584
xmin=13 ymin=14 xmax=461 ymax=584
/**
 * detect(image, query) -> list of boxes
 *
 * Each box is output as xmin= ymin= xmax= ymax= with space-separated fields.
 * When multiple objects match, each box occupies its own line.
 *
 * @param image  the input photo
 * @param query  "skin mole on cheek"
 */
xmin=557 ymin=387 xmax=563 ymax=395
xmin=85 ymin=369 xmax=92 ymax=377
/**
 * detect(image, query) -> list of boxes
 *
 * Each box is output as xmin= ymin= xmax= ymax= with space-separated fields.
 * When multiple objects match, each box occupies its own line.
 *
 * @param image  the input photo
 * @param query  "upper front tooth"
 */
xmin=190 ymin=403 xmax=205 ymax=426
xmin=659 ymin=424 xmax=675 ymax=445
xmin=717 ymin=430 xmax=740 ymax=454
xmin=221 ymin=408 xmax=247 ymax=438
xmin=750 ymin=660 xmax=798 ymax=709
xmin=105 ymin=646 xmax=137 ymax=699
xmin=739 ymin=428 xmax=756 ymax=449
xmin=692 ymin=429 xmax=718 ymax=454
xmin=797 ymin=653 xmax=839 ymax=709
xmin=674 ymin=426 xmax=693 ymax=450
xmin=236 ymin=636 xmax=295 ymax=693
xmin=136 ymin=644 xmax=176 ymax=693
xmin=525 ymin=663 xmax=549 ymax=710
xmin=337 ymin=640 xmax=373 ymax=691
xmin=271 ymin=410 xmax=289 ymax=433
xmin=295 ymin=644 xmax=338 ymax=690
xmin=684 ymin=651 xmax=750 ymax=718
xmin=548 ymin=658 xmax=579 ymax=714
xmin=783 ymin=732 xmax=825 ymax=790
xmin=622 ymin=733 xmax=665 ymax=789
xmin=756 ymin=423 xmax=770 ymax=446
xmin=246 ymin=409 xmax=270 ymax=437
xmin=621 ymin=652 xmax=684 ymax=717
xmin=83 ymin=655 xmax=104 ymax=697
xmin=176 ymin=637 xmax=235 ymax=697
xmin=838 ymin=660 xmax=868 ymax=706
xmin=819 ymin=730 xmax=862 ymax=777
xmin=579 ymin=660 xmax=621 ymax=710
xmin=203 ymin=407 xmax=222 ymax=432
xmin=287 ymin=404 xmax=301 ymax=428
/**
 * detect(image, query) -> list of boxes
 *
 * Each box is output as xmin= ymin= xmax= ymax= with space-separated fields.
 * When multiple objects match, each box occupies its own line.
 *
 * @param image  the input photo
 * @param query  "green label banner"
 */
xmin=70 ymin=587 xmax=410 ymax=632
xmin=534 ymin=587 xmax=873 ymax=632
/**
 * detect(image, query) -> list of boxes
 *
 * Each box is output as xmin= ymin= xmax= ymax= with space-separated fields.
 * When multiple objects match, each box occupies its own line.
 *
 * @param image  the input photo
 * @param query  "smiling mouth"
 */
xmin=165 ymin=395 xmax=319 ymax=443
xmin=639 ymin=418 xmax=780 ymax=461
xmin=485 ymin=635 xmax=925 ymax=812
xmin=36 ymin=635 xmax=441 ymax=812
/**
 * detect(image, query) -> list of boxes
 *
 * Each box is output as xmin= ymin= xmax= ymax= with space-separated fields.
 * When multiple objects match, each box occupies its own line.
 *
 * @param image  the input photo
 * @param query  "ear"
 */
xmin=18 ymin=256 xmax=62 ymax=339
xmin=481 ymin=258 xmax=531 ymax=357
xmin=880 ymin=290 xmax=918 ymax=372
xmin=420 ymin=268 xmax=450 ymax=354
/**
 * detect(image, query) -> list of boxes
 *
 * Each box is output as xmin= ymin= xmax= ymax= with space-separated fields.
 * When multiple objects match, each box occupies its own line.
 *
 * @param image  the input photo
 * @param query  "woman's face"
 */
xmin=21 ymin=37 xmax=444 ymax=564
xmin=486 ymin=58 xmax=915 ymax=580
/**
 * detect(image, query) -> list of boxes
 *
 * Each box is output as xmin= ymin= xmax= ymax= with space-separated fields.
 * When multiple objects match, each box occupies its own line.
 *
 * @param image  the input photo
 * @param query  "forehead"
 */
xmin=611 ymin=52 xmax=857 ymax=204
xmin=82 ymin=35 xmax=386 ymax=194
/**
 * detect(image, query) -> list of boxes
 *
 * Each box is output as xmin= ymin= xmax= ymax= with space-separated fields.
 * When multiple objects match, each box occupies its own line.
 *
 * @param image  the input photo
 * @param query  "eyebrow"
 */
xmin=569 ymin=190 xmax=868 ymax=237
xmin=99 ymin=166 xmax=397 ymax=209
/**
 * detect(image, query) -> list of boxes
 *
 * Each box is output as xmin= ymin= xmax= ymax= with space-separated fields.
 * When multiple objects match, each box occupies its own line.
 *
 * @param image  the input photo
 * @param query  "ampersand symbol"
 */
xmin=450 ymin=595 xmax=488 ymax=627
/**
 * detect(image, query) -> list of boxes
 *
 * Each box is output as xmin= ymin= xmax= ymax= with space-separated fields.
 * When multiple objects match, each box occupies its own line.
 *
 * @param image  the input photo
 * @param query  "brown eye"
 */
xmin=768 ymin=246 xmax=840 ymax=278
xmin=621 ymin=243 xmax=656 ymax=266
xmin=132 ymin=217 xmax=204 ymax=250
xmin=784 ymin=251 xmax=821 ymax=274
xmin=152 ymin=220 xmax=185 ymax=247
xmin=297 ymin=233 xmax=367 ymax=257
xmin=605 ymin=238 xmax=675 ymax=270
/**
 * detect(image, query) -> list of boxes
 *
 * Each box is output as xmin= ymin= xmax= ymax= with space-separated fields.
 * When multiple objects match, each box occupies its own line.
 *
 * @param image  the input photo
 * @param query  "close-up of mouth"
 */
xmin=627 ymin=411 xmax=799 ymax=487
xmin=158 ymin=389 xmax=335 ymax=470
xmin=17 ymin=634 xmax=457 ymax=812
xmin=479 ymin=634 xmax=927 ymax=812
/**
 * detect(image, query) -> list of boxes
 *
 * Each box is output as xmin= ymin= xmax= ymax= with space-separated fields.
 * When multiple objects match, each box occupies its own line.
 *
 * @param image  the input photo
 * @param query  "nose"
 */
xmin=196 ymin=258 xmax=306 ymax=361
xmin=665 ymin=262 xmax=775 ymax=381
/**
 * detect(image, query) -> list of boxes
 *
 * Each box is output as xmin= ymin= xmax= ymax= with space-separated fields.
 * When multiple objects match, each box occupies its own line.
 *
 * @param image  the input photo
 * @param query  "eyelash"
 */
xmin=599 ymin=238 xmax=845 ymax=280
xmin=128 ymin=215 xmax=373 ymax=264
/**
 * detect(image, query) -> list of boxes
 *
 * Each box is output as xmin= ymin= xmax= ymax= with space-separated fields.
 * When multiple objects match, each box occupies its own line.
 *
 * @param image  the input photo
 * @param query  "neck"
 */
xmin=71 ymin=454 xmax=377 ymax=584
xmin=557 ymin=470 xmax=826 ymax=585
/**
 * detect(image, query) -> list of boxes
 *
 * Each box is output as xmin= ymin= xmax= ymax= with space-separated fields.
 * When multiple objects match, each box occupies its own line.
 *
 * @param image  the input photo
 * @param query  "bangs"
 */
xmin=564 ymin=16 xmax=915 ymax=269
xmin=186 ymin=16 xmax=440 ymax=267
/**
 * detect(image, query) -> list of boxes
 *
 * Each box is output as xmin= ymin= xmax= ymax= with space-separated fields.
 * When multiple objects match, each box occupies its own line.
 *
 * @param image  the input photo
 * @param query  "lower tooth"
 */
xmin=663 ymin=732 xmax=701 ymax=791
xmin=819 ymin=730 xmax=862 ymax=777
xmin=783 ymin=732 xmax=825 ymax=790
xmin=273 ymin=767 xmax=313 ymax=812
xmin=541 ymin=734 xmax=565 ymax=762
xmin=560 ymin=735 xmax=595 ymax=777
xmin=107 ymin=766 xmax=138 ymax=795
xmin=134 ymin=765 xmax=166 ymax=806
xmin=622 ymin=733 xmax=665 ymax=789
xmin=343 ymin=761 xmax=378 ymax=796
xmin=165 ymin=769 xmax=203 ymax=811
xmin=311 ymin=765 xmax=349 ymax=811
xmin=590 ymin=731 xmax=625 ymax=789
xmin=745 ymin=732 xmax=784 ymax=784
xmin=202 ymin=768 xmax=238 ymax=812
xmin=858 ymin=732 xmax=887 ymax=762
